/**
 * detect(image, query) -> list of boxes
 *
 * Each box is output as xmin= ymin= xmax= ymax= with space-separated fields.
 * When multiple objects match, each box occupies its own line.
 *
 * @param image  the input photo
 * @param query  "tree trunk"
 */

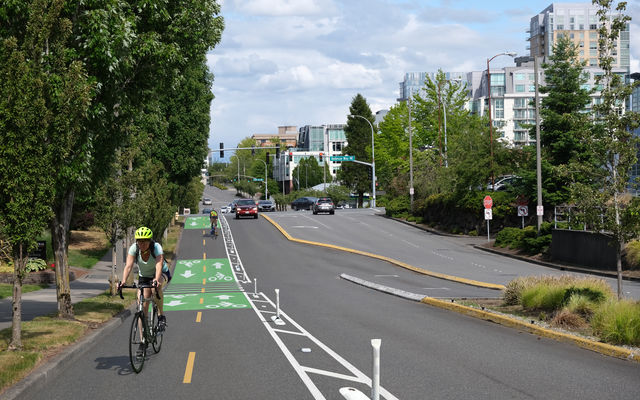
xmin=51 ymin=189 xmax=75 ymax=319
xmin=616 ymin=240 xmax=623 ymax=300
xmin=8 ymin=244 xmax=26 ymax=351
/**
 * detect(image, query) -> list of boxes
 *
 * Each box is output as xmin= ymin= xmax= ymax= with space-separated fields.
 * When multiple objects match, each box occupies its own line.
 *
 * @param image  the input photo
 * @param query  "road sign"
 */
xmin=483 ymin=195 xmax=493 ymax=209
xmin=517 ymin=205 xmax=528 ymax=217
xmin=516 ymin=195 xmax=528 ymax=206
xmin=484 ymin=208 xmax=493 ymax=220
xmin=252 ymin=178 xmax=264 ymax=181
xmin=329 ymin=155 xmax=355 ymax=161
xmin=537 ymin=205 xmax=544 ymax=216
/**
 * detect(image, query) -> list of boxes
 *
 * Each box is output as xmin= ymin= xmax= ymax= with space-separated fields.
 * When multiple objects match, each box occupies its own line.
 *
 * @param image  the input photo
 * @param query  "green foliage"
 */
xmin=624 ymin=240 xmax=640 ymax=269
xmin=292 ymin=156 xmax=324 ymax=189
xmin=385 ymin=196 xmax=410 ymax=217
xmin=591 ymin=299 xmax=640 ymax=346
xmin=494 ymin=222 xmax=554 ymax=255
xmin=521 ymin=285 xmax=567 ymax=311
xmin=494 ymin=227 xmax=525 ymax=249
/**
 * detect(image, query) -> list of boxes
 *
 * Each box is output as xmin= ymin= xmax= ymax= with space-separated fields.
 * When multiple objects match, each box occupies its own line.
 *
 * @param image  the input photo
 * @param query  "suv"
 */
xmin=290 ymin=197 xmax=318 ymax=211
xmin=487 ymin=175 xmax=521 ymax=191
xmin=235 ymin=199 xmax=258 ymax=219
xmin=312 ymin=197 xmax=335 ymax=215
xmin=257 ymin=200 xmax=275 ymax=212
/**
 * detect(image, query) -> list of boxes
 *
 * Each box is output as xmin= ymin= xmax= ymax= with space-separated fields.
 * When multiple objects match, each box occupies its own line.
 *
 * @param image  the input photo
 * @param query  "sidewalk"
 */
xmin=0 ymin=252 xmax=115 ymax=332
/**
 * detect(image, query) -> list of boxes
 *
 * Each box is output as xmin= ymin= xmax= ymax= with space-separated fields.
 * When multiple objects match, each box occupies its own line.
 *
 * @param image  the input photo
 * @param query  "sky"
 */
xmin=206 ymin=0 xmax=640 ymax=161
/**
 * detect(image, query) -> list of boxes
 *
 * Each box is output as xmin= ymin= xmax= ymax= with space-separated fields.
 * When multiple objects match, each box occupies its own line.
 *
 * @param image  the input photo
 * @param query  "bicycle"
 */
xmin=210 ymin=220 xmax=218 ymax=239
xmin=118 ymin=283 xmax=163 ymax=373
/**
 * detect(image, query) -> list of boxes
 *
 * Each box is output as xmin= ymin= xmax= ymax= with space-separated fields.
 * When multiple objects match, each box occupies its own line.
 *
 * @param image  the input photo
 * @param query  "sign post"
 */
xmin=483 ymin=196 xmax=492 ymax=242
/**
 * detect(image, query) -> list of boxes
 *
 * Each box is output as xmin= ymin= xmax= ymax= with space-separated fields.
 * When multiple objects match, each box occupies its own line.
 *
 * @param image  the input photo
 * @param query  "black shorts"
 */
xmin=138 ymin=276 xmax=155 ymax=287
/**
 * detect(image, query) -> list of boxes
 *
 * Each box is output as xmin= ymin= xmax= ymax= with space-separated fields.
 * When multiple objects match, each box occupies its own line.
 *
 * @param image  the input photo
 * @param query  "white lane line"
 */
xmin=291 ymin=226 xmax=319 ymax=229
xmin=374 ymin=275 xmax=399 ymax=278
xmin=402 ymin=239 xmax=420 ymax=248
xmin=273 ymin=329 xmax=306 ymax=336
xmin=221 ymin=216 xmax=251 ymax=283
xmin=246 ymin=292 xmax=399 ymax=400
xmin=301 ymin=367 xmax=364 ymax=383
xmin=301 ymin=214 xmax=333 ymax=230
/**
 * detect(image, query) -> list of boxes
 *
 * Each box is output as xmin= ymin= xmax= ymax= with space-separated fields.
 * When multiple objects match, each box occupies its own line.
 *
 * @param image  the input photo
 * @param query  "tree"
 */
xmin=339 ymin=94 xmax=375 ymax=207
xmin=0 ymin=0 xmax=91 ymax=347
xmin=569 ymin=0 xmax=640 ymax=298
xmin=293 ymin=157 xmax=324 ymax=189
xmin=518 ymin=35 xmax=594 ymax=208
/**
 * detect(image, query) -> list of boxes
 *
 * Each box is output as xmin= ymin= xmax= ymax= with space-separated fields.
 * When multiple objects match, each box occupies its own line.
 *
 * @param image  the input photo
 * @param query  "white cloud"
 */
xmin=232 ymin=0 xmax=337 ymax=16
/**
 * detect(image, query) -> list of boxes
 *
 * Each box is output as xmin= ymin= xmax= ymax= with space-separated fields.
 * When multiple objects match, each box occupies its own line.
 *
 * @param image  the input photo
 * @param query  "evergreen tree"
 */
xmin=339 ymin=94 xmax=375 ymax=207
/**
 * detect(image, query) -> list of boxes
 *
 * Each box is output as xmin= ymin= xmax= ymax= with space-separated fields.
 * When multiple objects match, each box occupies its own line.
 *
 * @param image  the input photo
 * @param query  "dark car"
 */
xmin=230 ymin=199 xmax=240 ymax=213
xmin=235 ymin=199 xmax=258 ymax=219
xmin=312 ymin=197 xmax=335 ymax=215
xmin=290 ymin=196 xmax=318 ymax=211
xmin=202 ymin=208 xmax=212 ymax=215
xmin=257 ymin=200 xmax=276 ymax=212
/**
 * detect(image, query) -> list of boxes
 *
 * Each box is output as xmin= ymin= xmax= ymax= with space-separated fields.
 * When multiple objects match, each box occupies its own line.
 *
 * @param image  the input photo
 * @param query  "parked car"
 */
xmin=203 ymin=198 xmax=212 ymax=205
xmin=202 ymin=208 xmax=211 ymax=215
xmin=487 ymin=175 xmax=521 ymax=191
xmin=313 ymin=197 xmax=335 ymax=215
xmin=257 ymin=200 xmax=276 ymax=212
xmin=336 ymin=201 xmax=351 ymax=209
xmin=221 ymin=204 xmax=231 ymax=213
xmin=235 ymin=199 xmax=258 ymax=219
xmin=290 ymin=197 xmax=318 ymax=211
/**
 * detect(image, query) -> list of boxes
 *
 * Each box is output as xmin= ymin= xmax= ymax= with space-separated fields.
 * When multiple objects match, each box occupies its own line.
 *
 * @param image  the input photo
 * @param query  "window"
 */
xmin=515 ymin=84 xmax=525 ymax=92
xmin=589 ymin=41 xmax=597 ymax=49
xmin=529 ymin=85 xmax=536 ymax=92
xmin=529 ymin=73 xmax=535 ymax=81
xmin=579 ymin=50 xmax=584 ymax=56
xmin=493 ymin=99 xmax=504 ymax=119
xmin=579 ymin=41 xmax=584 ymax=47
xmin=514 ymin=109 xmax=525 ymax=118
xmin=590 ymin=49 xmax=597 ymax=56
xmin=490 ymin=73 xmax=505 ymax=85
xmin=590 ymin=24 xmax=597 ymax=29
xmin=581 ymin=84 xmax=591 ymax=90
xmin=557 ymin=24 xmax=564 ymax=30
xmin=589 ymin=32 xmax=597 ymax=39
xmin=515 ymin=73 xmax=525 ymax=80
xmin=590 ymin=58 xmax=598 ymax=66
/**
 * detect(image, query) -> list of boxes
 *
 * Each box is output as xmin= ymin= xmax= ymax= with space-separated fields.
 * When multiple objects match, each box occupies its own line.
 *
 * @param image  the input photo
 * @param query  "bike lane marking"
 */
xmin=185 ymin=216 xmax=221 ymax=230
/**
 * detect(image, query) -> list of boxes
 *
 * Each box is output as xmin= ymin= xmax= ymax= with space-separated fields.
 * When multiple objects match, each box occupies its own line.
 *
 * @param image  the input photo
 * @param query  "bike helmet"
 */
xmin=135 ymin=226 xmax=153 ymax=240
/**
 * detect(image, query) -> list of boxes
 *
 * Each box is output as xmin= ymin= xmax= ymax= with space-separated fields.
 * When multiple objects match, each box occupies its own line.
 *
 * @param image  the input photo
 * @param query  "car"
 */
xmin=202 ymin=208 xmax=211 ymax=215
xmin=221 ymin=204 xmax=231 ymax=213
xmin=257 ymin=200 xmax=276 ymax=212
xmin=230 ymin=199 xmax=240 ymax=213
xmin=290 ymin=196 xmax=318 ymax=211
xmin=336 ymin=201 xmax=351 ymax=209
xmin=235 ymin=199 xmax=258 ymax=219
xmin=487 ymin=175 xmax=521 ymax=191
xmin=313 ymin=197 xmax=335 ymax=215
xmin=203 ymin=198 xmax=212 ymax=205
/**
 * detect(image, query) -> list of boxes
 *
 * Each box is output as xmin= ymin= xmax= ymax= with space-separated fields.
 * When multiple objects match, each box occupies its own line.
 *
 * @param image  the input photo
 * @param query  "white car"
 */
xmin=203 ymin=198 xmax=212 ymax=205
xmin=220 ymin=205 xmax=231 ymax=213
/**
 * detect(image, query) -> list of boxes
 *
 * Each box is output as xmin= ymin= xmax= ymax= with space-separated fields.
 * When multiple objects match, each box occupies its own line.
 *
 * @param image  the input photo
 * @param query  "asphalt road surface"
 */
xmin=25 ymin=186 xmax=640 ymax=400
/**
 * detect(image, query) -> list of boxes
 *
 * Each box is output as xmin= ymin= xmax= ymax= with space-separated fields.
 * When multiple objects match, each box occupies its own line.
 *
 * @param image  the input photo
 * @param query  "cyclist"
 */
xmin=118 ymin=227 xmax=169 ymax=355
xmin=209 ymin=209 xmax=219 ymax=237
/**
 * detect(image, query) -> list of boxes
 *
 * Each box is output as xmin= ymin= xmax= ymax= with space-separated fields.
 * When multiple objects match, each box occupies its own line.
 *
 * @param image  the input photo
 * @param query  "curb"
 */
xmin=261 ymin=214 xmax=504 ymax=291
xmin=339 ymin=273 xmax=640 ymax=364
xmin=1 ymin=308 xmax=133 ymax=400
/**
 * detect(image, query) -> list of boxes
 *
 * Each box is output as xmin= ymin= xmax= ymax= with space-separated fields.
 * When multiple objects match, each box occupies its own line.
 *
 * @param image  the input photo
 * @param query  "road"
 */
xmin=24 ymin=186 xmax=640 ymax=400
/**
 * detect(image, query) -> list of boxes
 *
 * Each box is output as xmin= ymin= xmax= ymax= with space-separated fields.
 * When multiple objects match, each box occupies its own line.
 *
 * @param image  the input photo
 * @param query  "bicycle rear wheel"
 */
xmin=129 ymin=313 xmax=146 ymax=373
xmin=151 ymin=307 xmax=163 ymax=353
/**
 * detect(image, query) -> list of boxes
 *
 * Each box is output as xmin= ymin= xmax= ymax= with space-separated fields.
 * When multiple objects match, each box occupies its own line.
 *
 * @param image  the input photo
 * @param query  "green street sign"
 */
xmin=253 ymin=178 xmax=264 ymax=181
xmin=330 ymin=155 xmax=355 ymax=161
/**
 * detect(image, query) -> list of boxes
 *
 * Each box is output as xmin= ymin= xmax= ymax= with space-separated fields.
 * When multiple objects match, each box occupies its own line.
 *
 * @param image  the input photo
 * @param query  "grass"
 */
xmin=162 ymin=218 xmax=184 ymax=262
xmin=591 ymin=299 xmax=640 ymax=346
xmin=67 ymin=247 xmax=109 ymax=269
xmin=0 ymin=289 xmax=137 ymax=393
xmin=0 ymin=283 xmax=50 ymax=300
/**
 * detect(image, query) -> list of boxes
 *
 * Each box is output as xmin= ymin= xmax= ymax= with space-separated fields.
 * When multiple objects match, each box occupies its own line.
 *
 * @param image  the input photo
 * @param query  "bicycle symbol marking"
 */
xmin=205 ymin=302 xmax=247 ymax=309
xmin=208 ymin=272 xmax=232 ymax=282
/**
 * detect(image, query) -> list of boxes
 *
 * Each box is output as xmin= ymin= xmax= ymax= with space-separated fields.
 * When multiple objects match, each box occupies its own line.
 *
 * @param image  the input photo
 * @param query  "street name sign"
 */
xmin=330 ymin=155 xmax=355 ymax=161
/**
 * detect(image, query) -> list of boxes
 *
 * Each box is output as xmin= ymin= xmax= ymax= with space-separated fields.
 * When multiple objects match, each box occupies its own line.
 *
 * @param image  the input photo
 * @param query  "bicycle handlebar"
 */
xmin=117 ymin=283 xmax=161 ymax=300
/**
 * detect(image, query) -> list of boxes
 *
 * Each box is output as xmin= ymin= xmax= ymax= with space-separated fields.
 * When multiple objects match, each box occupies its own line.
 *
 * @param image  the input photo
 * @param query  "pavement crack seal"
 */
xmin=262 ymin=214 xmax=505 ymax=291
xmin=340 ymin=273 xmax=640 ymax=364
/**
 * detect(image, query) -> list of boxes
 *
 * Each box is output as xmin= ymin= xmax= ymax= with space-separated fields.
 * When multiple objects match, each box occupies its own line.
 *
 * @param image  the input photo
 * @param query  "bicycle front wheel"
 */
xmin=129 ymin=313 xmax=146 ymax=373
xmin=151 ymin=307 xmax=163 ymax=353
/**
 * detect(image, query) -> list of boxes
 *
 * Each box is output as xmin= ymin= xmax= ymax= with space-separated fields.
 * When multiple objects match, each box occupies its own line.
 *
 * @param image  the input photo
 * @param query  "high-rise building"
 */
xmin=529 ymin=2 xmax=630 ymax=72
xmin=398 ymin=72 xmax=467 ymax=101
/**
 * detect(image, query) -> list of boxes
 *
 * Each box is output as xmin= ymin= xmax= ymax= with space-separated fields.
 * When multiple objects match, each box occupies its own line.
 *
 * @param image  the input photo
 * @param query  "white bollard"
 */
xmin=339 ymin=387 xmax=370 ymax=400
xmin=371 ymin=339 xmax=381 ymax=400
xmin=275 ymin=288 xmax=280 ymax=320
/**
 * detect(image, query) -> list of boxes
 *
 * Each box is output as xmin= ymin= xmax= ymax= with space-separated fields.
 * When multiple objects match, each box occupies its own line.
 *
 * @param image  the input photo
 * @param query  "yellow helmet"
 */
xmin=134 ymin=226 xmax=153 ymax=240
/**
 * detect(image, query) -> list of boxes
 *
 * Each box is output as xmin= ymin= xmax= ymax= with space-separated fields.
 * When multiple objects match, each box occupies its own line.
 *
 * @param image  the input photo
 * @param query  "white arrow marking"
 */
xmin=180 ymin=270 xmax=195 ymax=278
xmin=213 ymin=295 xmax=233 ymax=300
xmin=166 ymin=300 xmax=185 ymax=307
xmin=212 ymin=262 xmax=224 ymax=269
xmin=190 ymin=221 xmax=197 ymax=226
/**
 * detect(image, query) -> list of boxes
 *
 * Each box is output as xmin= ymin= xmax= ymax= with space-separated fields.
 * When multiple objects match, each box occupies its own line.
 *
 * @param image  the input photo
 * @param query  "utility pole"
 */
xmin=408 ymin=91 xmax=414 ymax=212
xmin=534 ymin=55 xmax=543 ymax=231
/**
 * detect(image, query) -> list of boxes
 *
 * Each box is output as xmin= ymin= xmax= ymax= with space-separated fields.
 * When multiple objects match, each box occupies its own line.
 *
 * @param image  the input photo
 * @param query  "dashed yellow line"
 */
xmin=203 ymin=266 xmax=206 ymax=273
xmin=202 ymin=278 xmax=206 ymax=285
xmin=196 ymin=312 xmax=202 ymax=323
xmin=203 ymin=238 xmax=205 ymax=246
xmin=201 ymin=288 xmax=205 ymax=293
xmin=199 ymin=297 xmax=203 ymax=304
xmin=203 ymin=252 xmax=206 ymax=260
xmin=183 ymin=352 xmax=196 ymax=383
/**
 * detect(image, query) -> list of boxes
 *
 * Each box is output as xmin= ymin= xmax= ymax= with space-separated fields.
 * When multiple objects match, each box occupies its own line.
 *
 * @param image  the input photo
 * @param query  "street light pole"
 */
xmin=258 ymin=159 xmax=268 ymax=199
xmin=534 ymin=55 xmax=543 ymax=231
xmin=486 ymin=51 xmax=517 ymax=190
xmin=349 ymin=114 xmax=376 ymax=208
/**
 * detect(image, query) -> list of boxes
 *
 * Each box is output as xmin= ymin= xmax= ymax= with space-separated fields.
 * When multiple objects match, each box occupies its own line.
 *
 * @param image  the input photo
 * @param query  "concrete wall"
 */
xmin=551 ymin=229 xmax=617 ymax=270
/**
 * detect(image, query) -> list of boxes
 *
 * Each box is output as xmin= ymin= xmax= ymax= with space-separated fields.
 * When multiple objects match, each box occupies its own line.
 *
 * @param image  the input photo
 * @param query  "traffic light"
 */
xmin=319 ymin=152 xmax=323 ymax=162
xmin=251 ymin=147 xmax=255 ymax=156
xmin=275 ymin=144 xmax=280 ymax=158
xmin=288 ymin=152 xmax=292 ymax=162
xmin=367 ymin=167 xmax=373 ymax=180
xmin=219 ymin=142 xmax=224 ymax=158
xmin=266 ymin=152 xmax=270 ymax=164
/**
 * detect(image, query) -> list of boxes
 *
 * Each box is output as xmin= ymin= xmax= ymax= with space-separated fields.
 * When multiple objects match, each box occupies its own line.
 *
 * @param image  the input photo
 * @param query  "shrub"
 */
xmin=385 ymin=196 xmax=410 ymax=217
xmin=503 ymin=277 xmax=527 ymax=305
xmin=494 ymin=227 xmax=525 ymax=249
xmin=565 ymin=294 xmax=599 ymax=319
xmin=624 ymin=240 xmax=640 ymax=269
xmin=521 ymin=285 xmax=566 ymax=311
xmin=591 ymin=299 xmax=640 ymax=346
xmin=551 ymin=309 xmax=588 ymax=329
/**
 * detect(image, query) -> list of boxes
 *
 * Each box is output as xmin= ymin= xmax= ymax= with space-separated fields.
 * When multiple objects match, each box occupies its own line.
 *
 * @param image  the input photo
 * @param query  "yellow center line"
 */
xmin=202 ymin=278 xmax=206 ymax=285
xmin=201 ymin=287 xmax=205 ymax=293
xmin=183 ymin=352 xmax=196 ymax=383
xmin=203 ymin=266 xmax=206 ymax=273
xmin=203 ymin=238 xmax=205 ymax=246
xmin=203 ymin=252 xmax=206 ymax=260
xmin=199 ymin=297 xmax=203 ymax=304
xmin=196 ymin=312 xmax=202 ymax=323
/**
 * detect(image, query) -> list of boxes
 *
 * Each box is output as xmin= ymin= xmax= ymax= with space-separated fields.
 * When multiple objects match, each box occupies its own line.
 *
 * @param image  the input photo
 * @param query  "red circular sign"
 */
xmin=483 ymin=195 xmax=493 ymax=209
